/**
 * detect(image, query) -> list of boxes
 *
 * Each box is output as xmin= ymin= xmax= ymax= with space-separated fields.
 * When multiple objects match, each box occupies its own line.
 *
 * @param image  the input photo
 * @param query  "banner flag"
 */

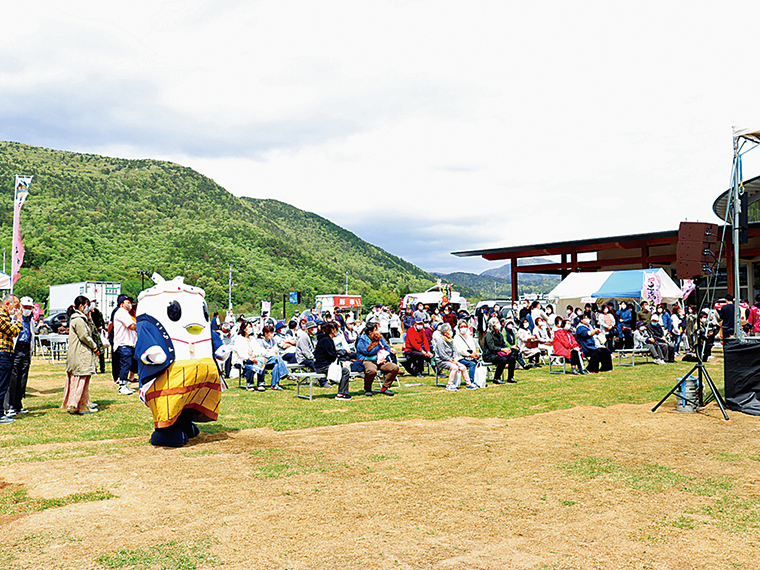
xmin=12 ymin=176 xmax=32 ymax=287
xmin=261 ymin=300 xmax=271 ymax=315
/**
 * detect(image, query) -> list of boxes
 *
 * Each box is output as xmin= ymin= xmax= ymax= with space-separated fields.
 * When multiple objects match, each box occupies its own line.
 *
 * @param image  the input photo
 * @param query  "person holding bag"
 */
xmin=453 ymin=319 xmax=481 ymax=386
xmin=434 ymin=323 xmax=473 ymax=391
xmin=314 ymin=322 xmax=352 ymax=401
xmin=62 ymin=296 xmax=100 ymax=415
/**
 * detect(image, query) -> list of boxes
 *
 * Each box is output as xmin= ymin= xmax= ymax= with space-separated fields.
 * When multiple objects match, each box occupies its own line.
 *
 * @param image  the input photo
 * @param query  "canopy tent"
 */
xmin=0 ymin=272 xmax=10 ymax=290
xmin=547 ymin=268 xmax=683 ymax=309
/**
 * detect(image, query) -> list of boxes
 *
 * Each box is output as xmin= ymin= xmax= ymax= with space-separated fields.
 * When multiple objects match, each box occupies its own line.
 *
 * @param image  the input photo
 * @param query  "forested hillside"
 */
xmin=0 ymin=142 xmax=434 ymax=314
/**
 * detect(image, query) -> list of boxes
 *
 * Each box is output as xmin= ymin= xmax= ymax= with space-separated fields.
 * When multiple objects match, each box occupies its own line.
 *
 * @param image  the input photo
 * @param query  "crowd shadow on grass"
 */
xmin=27 ymin=386 xmax=64 ymax=396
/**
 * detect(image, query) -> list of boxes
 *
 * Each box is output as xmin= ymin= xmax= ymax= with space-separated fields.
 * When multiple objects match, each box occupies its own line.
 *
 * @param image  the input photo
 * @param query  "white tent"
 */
xmin=547 ymin=268 xmax=683 ymax=309
xmin=0 ymin=272 xmax=10 ymax=290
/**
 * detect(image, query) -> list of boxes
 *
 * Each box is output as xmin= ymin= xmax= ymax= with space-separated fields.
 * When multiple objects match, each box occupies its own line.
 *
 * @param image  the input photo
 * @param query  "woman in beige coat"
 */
xmin=62 ymin=295 xmax=100 ymax=414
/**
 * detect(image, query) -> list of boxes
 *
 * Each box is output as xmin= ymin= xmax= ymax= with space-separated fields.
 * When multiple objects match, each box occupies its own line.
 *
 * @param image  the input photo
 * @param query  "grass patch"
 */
xmin=689 ymin=495 xmax=760 ymax=533
xmin=0 ymin=440 xmax=146 ymax=466
xmin=714 ymin=452 xmax=745 ymax=462
xmin=685 ymin=476 xmax=737 ymax=496
xmin=0 ymin=487 xmax=114 ymax=516
xmin=182 ymin=449 xmax=220 ymax=458
xmin=96 ymin=538 xmax=221 ymax=569
xmin=559 ymin=457 xmax=689 ymax=493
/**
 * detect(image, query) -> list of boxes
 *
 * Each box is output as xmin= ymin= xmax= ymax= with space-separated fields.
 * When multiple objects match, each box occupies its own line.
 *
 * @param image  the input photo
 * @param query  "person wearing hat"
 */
xmin=632 ymin=320 xmax=666 ymax=364
xmin=112 ymin=295 xmax=137 ymax=395
xmin=274 ymin=320 xmax=297 ymax=363
xmin=0 ymin=294 xmax=23 ymax=424
xmin=295 ymin=320 xmax=318 ymax=371
xmin=4 ymin=296 xmax=35 ymax=417
xmin=402 ymin=317 xmax=432 ymax=377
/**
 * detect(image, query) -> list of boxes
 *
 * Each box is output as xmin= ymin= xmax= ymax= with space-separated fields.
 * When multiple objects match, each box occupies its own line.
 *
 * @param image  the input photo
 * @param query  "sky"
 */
xmin=3 ymin=0 xmax=760 ymax=275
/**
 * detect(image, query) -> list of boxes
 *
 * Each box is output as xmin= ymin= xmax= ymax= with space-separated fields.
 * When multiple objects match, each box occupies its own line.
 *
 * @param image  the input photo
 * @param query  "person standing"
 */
xmin=4 ymin=296 xmax=35 ymax=417
xmin=718 ymin=294 xmax=736 ymax=339
xmin=113 ymin=295 xmax=137 ymax=395
xmin=62 ymin=296 xmax=100 ymax=415
xmin=89 ymin=301 xmax=106 ymax=374
xmin=0 ymin=295 xmax=23 ymax=424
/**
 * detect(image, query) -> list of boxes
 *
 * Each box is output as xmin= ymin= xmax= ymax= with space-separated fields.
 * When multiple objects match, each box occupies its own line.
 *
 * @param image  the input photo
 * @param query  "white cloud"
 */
xmin=2 ymin=0 xmax=760 ymax=275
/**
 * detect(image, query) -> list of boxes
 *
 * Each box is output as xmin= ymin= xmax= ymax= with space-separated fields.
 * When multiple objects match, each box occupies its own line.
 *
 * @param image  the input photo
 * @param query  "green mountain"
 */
xmin=0 ymin=142 xmax=435 ymax=315
xmin=433 ymin=259 xmax=561 ymax=300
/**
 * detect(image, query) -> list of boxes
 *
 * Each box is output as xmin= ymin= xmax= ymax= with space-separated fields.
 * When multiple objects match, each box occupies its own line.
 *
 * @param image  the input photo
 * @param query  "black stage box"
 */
xmin=724 ymin=338 xmax=760 ymax=415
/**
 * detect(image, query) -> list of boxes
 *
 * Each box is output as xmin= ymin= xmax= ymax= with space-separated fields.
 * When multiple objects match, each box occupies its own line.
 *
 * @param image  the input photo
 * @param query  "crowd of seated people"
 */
xmin=215 ymin=298 xmax=699 ymax=400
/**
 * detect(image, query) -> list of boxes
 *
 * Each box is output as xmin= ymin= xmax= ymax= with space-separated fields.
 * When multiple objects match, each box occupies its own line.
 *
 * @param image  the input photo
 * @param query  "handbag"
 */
xmin=526 ymin=339 xmax=539 ymax=349
xmin=327 ymin=361 xmax=343 ymax=383
xmin=473 ymin=364 xmax=487 ymax=388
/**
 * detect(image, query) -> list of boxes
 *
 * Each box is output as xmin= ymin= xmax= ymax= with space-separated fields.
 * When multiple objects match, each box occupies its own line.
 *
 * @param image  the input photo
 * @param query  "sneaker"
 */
xmin=18 ymin=408 xmax=29 ymax=414
xmin=466 ymin=384 xmax=478 ymax=390
xmin=5 ymin=408 xmax=16 ymax=417
xmin=506 ymin=378 xmax=517 ymax=383
xmin=380 ymin=388 xmax=395 ymax=396
xmin=118 ymin=385 xmax=135 ymax=395
xmin=0 ymin=415 xmax=15 ymax=424
xmin=80 ymin=408 xmax=99 ymax=414
xmin=256 ymin=385 xmax=266 ymax=392
xmin=87 ymin=402 xmax=99 ymax=411
xmin=571 ymin=369 xmax=580 ymax=375
xmin=271 ymin=385 xmax=284 ymax=391
xmin=364 ymin=391 xmax=374 ymax=397
xmin=445 ymin=385 xmax=458 ymax=392
xmin=492 ymin=379 xmax=505 ymax=385
xmin=335 ymin=394 xmax=353 ymax=401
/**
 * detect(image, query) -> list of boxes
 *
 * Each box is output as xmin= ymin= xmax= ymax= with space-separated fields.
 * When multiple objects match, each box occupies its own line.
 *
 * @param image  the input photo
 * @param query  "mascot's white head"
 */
xmin=137 ymin=273 xmax=211 ymax=361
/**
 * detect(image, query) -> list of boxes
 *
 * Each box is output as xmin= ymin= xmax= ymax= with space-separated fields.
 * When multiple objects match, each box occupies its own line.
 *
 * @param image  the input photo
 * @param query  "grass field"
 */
xmin=0 ymin=355 xmax=720 ymax=448
xmin=4 ymin=353 xmax=758 ymax=570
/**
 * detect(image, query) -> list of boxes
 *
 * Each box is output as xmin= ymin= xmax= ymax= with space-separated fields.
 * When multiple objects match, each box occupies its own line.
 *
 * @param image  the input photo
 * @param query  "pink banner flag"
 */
xmin=12 ymin=176 xmax=32 ymax=287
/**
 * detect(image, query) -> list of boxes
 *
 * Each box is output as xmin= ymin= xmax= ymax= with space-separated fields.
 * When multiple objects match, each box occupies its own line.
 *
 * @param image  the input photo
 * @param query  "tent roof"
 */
xmin=713 ymin=174 xmax=760 ymax=221
xmin=735 ymin=127 xmax=760 ymax=144
xmin=547 ymin=268 xmax=682 ymax=308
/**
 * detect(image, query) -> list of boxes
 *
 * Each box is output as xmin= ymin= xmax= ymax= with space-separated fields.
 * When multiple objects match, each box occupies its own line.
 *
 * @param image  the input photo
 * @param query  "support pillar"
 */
xmin=511 ymin=257 xmax=518 ymax=301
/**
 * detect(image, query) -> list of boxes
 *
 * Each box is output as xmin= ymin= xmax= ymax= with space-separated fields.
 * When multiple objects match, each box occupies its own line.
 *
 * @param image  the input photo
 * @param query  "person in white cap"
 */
xmin=4 ymin=296 xmax=35 ymax=417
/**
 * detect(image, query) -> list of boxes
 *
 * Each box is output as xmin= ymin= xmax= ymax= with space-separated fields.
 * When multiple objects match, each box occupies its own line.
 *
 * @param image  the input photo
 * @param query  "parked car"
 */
xmin=38 ymin=312 xmax=69 ymax=335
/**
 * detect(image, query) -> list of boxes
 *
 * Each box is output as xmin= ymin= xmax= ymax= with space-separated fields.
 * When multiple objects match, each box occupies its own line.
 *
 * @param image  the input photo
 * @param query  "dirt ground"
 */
xmin=1 ymin=400 xmax=760 ymax=570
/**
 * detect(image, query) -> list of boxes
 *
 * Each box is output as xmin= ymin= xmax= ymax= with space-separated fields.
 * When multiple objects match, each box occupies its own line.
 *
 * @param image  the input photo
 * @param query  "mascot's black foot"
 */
xmin=150 ymin=427 xmax=189 ymax=447
xmin=177 ymin=409 xmax=201 ymax=439
xmin=181 ymin=422 xmax=200 ymax=439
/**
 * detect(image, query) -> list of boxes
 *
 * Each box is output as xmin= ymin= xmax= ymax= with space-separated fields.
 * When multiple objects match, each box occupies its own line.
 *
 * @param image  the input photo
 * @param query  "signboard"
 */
xmin=333 ymin=295 xmax=362 ymax=308
xmin=288 ymin=291 xmax=300 ymax=304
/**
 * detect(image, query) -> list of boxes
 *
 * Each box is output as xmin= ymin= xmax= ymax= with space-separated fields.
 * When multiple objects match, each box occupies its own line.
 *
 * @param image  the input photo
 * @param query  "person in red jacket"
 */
xmin=403 ymin=317 xmax=432 ymax=377
xmin=552 ymin=317 xmax=586 ymax=375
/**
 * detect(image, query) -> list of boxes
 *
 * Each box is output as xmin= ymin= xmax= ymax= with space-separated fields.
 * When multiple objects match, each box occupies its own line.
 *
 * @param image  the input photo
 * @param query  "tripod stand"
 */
xmin=651 ymin=333 xmax=729 ymax=421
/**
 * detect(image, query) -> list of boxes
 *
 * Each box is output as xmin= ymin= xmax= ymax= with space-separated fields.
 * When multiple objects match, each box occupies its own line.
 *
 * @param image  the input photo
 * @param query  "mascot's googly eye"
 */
xmin=167 ymin=300 xmax=182 ymax=322
xmin=202 ymin=301 xmax=209 ymax=322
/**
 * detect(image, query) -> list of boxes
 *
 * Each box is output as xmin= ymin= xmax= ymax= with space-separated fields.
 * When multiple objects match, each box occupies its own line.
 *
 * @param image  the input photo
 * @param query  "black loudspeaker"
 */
xmin=676 ymin=221 xmax=719 ymax=279
xmin=723 ymin=338 xmax=760 ymax=415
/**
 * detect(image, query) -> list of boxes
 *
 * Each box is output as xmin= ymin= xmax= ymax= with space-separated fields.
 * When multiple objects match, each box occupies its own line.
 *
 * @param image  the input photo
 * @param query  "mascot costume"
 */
xmin=135 ymin=274 xmax=230 ymax=447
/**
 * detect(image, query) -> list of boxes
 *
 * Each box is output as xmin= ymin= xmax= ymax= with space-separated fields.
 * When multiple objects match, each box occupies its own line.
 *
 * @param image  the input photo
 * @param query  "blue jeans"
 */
xmin=114 ymin=346 xmax=135 ymax=384
xmin=459 ymin=357 xmax=478 ymax=382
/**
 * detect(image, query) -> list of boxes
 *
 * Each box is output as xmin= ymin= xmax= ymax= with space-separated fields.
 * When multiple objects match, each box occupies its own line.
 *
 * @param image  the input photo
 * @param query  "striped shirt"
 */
xmin=0 ymin=307 xmax=22 ymax=353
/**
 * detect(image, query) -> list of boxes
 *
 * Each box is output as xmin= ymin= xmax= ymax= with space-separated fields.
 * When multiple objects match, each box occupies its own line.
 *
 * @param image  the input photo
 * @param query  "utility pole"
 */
xmin=345 ymin=272 xmax=349 ymax=295
xmin=228 ymin=264 xmax=237 ymax=311
xmin=2 ymin=248 xmax=5 ymax=274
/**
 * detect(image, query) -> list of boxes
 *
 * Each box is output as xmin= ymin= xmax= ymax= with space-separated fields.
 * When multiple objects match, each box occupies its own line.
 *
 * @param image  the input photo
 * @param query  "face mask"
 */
xmin=603 ymin=309 xmax=608 ymax=313
xmin=566 ymin=310 xmax=572 ymax=315
xmin=84 ymin=304 xmax=90 ymax=313
xmin=22 ymin=309 xmax=32 ymax=317
xmin=657 ymin=308 xmax=663 ymax=313
xmin=522 ymin=323 xmax=529 ymax=329
xmin=700 ymin=318 xmax=707 ymax=323
xmin=564 ymin=324 xmax=572 ymax=330
xmin=459 ymin=328 xmax=467 ymax=335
